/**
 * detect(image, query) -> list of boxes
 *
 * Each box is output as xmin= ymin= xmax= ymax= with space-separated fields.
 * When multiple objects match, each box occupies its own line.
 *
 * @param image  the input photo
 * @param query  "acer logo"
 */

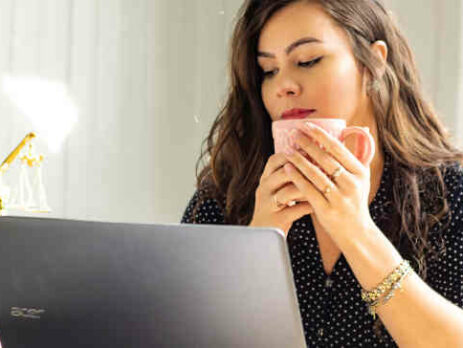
xmin=10 ymin=307 xmax=45 ymax=319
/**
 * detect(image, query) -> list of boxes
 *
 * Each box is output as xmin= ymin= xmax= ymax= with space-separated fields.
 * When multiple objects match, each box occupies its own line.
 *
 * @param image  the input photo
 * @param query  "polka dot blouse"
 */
xmin=181 ymin=152 xmax=463 ymax=347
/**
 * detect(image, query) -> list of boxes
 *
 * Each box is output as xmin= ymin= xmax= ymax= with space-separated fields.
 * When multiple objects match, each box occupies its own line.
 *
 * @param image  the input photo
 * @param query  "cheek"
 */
xmin=261 ymin=85 xmax=276 ymax=120
xmin=315 ymin=57 xmax=362 ymax=119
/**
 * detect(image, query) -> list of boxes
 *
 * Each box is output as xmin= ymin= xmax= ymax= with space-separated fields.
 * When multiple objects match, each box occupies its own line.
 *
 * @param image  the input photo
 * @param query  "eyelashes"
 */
xmin=299 ymin=57 xmax=323 ymax=68
xmin=261 ymin=57 xmax=323 ymax=79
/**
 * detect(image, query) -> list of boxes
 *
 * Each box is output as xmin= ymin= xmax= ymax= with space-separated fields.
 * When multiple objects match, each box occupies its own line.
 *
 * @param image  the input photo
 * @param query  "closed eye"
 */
xmin=262 ymin=57 xmax=323 ymax=78
xmin=299 ymin=57 xmax=323 ymax=68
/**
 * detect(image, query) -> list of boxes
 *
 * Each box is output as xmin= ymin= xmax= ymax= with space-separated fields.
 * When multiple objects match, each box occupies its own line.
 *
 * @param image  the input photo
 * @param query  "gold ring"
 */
xmin=273 ymin=194 xmax=285 ymax=209
xmin=323 ymin=184 xmax=334 ymax=195
xmin=331 ymin=166 xmax=344 ymax=180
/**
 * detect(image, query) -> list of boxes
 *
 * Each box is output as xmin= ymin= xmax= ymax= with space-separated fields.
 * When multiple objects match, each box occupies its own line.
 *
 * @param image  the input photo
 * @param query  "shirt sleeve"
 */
xmin=180 ymin=188 xmax=226 ymax=225
xmin=426 ymin=163 xmax=463 ymax=308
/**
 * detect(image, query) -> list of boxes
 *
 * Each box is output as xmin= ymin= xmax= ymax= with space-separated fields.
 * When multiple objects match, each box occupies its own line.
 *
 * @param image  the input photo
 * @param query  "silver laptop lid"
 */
xmin=0 ymin=216 xmax=307 ymax=347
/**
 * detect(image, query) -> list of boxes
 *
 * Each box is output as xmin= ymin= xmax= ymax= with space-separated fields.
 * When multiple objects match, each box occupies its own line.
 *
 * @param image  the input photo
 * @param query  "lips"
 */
xmin=281 ymin=108 xmax=316 ymax=120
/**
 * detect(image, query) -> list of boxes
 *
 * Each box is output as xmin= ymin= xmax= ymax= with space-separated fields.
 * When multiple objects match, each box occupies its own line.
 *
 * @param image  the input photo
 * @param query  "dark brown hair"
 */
xmin=191 ymin=0 xmax=463 ymax=338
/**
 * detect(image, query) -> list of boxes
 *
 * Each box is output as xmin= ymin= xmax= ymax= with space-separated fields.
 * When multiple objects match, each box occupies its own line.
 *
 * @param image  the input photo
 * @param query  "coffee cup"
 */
xmin=271 ymin=118 xmax=375 ymax=208
xmin=272 ymin=118 xmax=375 ymax=166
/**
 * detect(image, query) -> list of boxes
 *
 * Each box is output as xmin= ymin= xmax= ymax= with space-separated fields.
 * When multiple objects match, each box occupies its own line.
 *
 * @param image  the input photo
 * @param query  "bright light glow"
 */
xmin=2 ymin=75 xmax=78 ymax=153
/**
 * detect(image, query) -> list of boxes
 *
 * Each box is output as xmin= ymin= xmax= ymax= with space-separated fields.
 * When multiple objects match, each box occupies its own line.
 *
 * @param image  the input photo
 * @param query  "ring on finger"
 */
xmin=323 ymin=183 xmax=334 ymax=195
xmin=273 ymin=194 xmax=286 ymax=209
xmin=331 ymin=166 xmax=344 ymax=179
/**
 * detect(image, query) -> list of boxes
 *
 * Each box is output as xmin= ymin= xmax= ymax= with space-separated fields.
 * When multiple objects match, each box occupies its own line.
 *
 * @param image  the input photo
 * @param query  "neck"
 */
xmin=369 ymin=148 xmax=384 ymax=203
xmin=366 ymin=117 xmax=384 ymax=204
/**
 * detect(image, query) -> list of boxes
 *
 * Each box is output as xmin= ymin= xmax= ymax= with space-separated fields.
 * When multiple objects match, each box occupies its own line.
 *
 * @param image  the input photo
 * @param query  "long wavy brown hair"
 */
xmin=190 ymin=0 xmax=463 ymax=337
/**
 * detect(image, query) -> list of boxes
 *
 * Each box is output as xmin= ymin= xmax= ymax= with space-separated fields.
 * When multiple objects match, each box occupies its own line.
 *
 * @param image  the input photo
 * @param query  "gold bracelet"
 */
xmin=361 ymin=259 xmax=411 ymax=304
xmin=367 ymin=266 xmax=412 ymax=319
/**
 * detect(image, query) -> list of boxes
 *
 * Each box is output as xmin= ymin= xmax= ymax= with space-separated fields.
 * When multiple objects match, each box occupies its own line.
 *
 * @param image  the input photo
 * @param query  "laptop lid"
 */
xmin=0 ymin=216 xmax=307 ymax=347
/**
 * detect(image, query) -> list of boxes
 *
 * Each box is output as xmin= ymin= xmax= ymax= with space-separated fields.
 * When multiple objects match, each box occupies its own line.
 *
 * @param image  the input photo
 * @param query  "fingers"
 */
xmin=273 ymin=183 xmax=307 ymax=206
xmin=291 ymin=129 xmax=344 ymax=181
xmin=260 ymin=153 xmax=288 ymax=181
xmin=259 ymin=154 xmax=307 ymax=208
xmin=284 ymin=150 xmax=338 ymax=203
xmin=289 ymin=201 xmax=313 ymax=217
xmin=263 ymin=166 xmax=292 ymax=193
xmin=251 ymin=153 xmax=313 ymax=237
xmin=276 ymin=201 xmax=313 ymax=222
xmin=298 ymin=123 xmax=367 ymax=175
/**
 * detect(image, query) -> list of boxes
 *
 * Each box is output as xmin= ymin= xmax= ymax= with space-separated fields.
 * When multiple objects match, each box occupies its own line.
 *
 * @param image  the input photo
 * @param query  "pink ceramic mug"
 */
xmin=272 ymin=118 xmax=375 ymax=166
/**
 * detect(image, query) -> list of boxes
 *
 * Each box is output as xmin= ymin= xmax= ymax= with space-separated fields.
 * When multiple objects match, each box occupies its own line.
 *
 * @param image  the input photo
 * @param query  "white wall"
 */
xmin=0 ymin=0 xmax=462 ymax=224
xmin=0 ymin=0 xmax=242 ymax=223
xmin=385 ymin=0 xmax=463 ymax=142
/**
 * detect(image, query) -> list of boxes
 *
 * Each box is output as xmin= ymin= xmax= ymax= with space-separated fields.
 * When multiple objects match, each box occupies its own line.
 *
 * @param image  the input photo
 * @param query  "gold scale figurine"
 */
xmin=0 ymin=133 xmax=51 ymax=216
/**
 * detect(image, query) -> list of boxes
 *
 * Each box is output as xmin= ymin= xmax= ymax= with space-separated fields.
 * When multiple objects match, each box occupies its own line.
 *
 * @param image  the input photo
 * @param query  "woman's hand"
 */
xmin=249 ymin=153 xmax=313 ymax=237
xmin=283 ymin=122 xmax=376 ymax=241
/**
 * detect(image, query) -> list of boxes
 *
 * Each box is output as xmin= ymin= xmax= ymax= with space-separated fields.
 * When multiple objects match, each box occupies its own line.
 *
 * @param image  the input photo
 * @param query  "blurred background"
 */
xmin=0 ymin=0 xmax=462 ymax=224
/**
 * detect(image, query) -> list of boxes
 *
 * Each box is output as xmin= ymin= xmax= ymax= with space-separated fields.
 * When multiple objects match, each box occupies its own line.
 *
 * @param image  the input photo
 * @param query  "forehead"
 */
xmin=257 ymin=2 xmax=347 ymax=52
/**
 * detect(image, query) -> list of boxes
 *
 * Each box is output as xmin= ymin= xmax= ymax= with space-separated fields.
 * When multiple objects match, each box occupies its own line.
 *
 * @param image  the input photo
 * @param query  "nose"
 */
xmin=276 ymin=76 xmax=302 ymax=98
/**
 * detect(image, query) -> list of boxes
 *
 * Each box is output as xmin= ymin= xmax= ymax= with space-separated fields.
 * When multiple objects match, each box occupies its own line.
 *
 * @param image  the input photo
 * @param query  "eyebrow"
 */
xmin=257 ymin=36 xmax=323 ymax=58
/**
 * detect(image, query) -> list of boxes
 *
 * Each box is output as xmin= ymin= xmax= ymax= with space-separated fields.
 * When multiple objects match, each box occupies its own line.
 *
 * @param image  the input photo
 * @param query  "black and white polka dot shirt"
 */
xmin=181 ymin=153 xmax=463 ymax=347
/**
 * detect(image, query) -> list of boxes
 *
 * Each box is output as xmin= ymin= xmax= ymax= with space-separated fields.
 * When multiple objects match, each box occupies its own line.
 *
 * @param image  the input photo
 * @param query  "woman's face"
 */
xmin=257 ymin=1 xmax=372 ymax=127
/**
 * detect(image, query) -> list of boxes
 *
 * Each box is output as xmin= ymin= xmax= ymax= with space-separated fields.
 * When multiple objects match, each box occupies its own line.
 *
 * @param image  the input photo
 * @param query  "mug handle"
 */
xmin=340 ymin=127 xmax=375 ymax=166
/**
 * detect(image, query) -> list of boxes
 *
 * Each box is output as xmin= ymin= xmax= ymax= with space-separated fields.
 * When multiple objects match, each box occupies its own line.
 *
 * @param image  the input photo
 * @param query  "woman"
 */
xmin=181 ymin=0 xmax=463 ymax=346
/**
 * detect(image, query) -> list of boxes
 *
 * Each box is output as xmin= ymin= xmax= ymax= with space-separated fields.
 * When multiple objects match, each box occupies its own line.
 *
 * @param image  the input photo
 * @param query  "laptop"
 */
xmin=0 ymin=216 xmax=307 ymax=347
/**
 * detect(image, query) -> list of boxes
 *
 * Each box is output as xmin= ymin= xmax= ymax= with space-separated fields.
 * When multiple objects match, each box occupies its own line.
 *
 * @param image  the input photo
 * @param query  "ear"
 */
xmin=370 ymin=40 xmax=388 ymax=75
